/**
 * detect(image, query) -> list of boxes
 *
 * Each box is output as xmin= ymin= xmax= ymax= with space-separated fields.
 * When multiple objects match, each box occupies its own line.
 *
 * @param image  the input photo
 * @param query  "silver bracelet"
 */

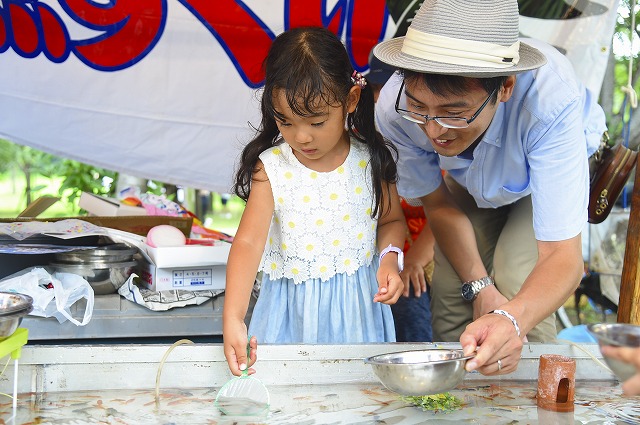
xmin=490 ymin=309 xmax=521 ymax=337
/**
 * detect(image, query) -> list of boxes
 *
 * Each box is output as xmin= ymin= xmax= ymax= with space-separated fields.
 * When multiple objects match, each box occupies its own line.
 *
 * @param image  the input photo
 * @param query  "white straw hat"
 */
xmin=374 ymin=0 xmax=547 ymax=77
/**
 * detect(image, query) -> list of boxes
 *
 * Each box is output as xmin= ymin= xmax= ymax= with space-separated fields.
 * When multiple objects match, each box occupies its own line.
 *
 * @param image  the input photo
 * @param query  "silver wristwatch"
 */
xmin=461 ymin=276 xmax=495 ymax=302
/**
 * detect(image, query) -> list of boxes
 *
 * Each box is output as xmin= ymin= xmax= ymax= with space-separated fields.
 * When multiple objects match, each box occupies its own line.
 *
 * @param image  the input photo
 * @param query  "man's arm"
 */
xmin=461 ymin=235 xmax=583 ymax=374
xmin=420 ymin=181 xmax=488 ymax=283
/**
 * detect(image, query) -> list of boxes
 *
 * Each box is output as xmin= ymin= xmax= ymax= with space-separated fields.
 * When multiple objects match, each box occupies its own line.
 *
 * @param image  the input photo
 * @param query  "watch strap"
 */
xmin=463 ymin=276 xmax=495 ymax=300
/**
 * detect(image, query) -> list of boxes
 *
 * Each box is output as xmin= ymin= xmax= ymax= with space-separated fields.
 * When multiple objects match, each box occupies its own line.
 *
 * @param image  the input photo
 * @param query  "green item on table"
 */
xmin=401 ymin=392 xmax=463 ymax=413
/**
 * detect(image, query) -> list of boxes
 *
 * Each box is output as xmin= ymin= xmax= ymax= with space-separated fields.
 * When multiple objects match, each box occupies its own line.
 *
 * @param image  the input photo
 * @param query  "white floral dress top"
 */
xmin=259 ymin=138 xmax=377 ymax=284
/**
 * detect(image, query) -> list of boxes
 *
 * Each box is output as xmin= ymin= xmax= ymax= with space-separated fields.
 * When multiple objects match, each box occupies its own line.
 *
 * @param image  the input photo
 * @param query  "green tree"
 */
xmin=52 ymin=160 xmax=118 ymax=206
xmin=0 ymin=139 xmax=61 ymax=207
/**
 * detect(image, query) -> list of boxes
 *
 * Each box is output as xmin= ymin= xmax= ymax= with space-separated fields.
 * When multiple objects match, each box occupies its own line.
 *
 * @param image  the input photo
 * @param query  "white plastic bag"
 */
xmin=0 ymin=267 xmax=94 ymax=326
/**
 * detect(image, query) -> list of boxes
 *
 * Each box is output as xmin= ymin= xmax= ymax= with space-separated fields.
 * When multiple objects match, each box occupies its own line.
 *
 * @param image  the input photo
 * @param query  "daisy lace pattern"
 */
xmin=259 ymin=140 xmax=377 ymax=284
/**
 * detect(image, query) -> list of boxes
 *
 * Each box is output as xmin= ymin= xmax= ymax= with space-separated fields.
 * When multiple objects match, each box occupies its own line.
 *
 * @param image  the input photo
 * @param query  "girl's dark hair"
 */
xmin=403 ymin=70 xmax=507 ymax=104
xmin=233 ymin=26 xmax=397 ymax=218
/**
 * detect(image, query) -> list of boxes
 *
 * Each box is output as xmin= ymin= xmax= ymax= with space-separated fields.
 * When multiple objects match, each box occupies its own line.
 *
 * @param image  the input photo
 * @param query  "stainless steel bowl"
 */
xmin=364 ymin=349 xmax=474 ymax=396
xmin=0 ymin=292 xmax=34 ymax=316
xmin=0 ymin=292 xmax=33 ymax=338
xmin=50 ymin=260 xmax=136 ymax=295
xmin=53 ymin=243 xmax=137 ymax=263
xmin=587 ymin=323 xmax=640 ymax=381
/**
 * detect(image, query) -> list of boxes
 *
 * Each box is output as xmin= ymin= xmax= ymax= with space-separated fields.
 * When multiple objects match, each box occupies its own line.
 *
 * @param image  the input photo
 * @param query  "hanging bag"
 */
xmin=588 ymin=141 xmax=637 ymax=224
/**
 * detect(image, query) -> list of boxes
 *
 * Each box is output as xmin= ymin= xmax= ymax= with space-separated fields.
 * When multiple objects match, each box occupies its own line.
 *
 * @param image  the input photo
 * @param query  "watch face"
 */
xmin=461 ymin=283 xmax=475 ymax=301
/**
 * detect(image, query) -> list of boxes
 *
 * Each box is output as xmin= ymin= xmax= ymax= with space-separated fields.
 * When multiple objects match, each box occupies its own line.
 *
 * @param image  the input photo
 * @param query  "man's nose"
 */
xmin=423 ymin=119 xmax=448 ymax=140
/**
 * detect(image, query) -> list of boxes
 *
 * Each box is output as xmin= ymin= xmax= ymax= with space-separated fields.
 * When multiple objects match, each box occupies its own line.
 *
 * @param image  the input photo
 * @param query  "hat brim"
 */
xmin=373 ymin=37 xmax=547 ymax=78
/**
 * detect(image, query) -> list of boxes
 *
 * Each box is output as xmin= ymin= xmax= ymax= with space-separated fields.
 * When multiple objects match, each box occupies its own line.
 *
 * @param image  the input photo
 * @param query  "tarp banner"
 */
xmin=0 ymin=0 xmax=619 ymax=192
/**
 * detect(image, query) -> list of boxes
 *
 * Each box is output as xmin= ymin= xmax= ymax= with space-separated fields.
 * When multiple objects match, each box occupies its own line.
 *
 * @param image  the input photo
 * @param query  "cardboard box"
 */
xmin=138 ymin=262 xmax=227 ymax=292
xmin=2 ymin=195 xmax=192 ymax=237
xmin=0 ymin=216 xmax=193 ymax=238
xmin=79 ymin=192 xmax=147 ymax=216
xmin=137 ymin=242 xmax=231 ymax=291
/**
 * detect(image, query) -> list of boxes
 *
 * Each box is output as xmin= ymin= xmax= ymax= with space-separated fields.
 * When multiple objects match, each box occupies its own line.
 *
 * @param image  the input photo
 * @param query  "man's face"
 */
xmin=403 ymin=77 xmax=512 ymax=157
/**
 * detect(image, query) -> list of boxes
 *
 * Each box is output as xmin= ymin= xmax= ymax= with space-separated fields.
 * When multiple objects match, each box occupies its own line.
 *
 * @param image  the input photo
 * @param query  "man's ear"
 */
xmin=347 ymin=85 xmax=361 ymax=113
xmin=499 ymin=75 xmax=516 ymax=102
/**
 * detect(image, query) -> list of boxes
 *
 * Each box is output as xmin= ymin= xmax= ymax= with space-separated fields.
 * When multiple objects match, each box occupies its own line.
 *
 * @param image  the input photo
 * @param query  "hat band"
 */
xmin=401 ymin=28 xmax=520 ymax=69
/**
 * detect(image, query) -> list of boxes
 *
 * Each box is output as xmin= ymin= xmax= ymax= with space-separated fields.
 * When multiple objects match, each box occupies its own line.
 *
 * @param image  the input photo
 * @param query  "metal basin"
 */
xmin=50 ymin=260 xmax=136 ymax=295
xmin=0 ymin=292 xmax=33 ymax=338
xmin=364 ymin=349 xmax=474 ymax=396
xmin=0 ymin=292 xmax=34 ymax=316
xmin=587 ymin=323 xmax=640 ymax=381
xmin=53 ymin=243 xmax=137 ymax=263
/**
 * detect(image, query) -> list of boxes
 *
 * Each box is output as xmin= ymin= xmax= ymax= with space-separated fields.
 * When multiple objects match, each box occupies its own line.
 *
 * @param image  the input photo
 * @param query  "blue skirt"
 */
xmin=248 ymin=261 xmax=396 ymax=344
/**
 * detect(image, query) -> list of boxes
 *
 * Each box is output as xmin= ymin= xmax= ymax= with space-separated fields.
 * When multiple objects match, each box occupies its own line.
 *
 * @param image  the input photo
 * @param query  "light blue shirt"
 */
xmin=375 ymin=39 xmax=606 ymax=242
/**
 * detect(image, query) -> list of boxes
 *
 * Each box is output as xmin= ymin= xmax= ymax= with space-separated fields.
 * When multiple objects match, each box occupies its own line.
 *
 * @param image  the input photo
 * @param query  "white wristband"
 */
xmin=490 ymin=309 xmax=521 ymax=337
xmin=379 ymin=244 xmax=404 ymax=272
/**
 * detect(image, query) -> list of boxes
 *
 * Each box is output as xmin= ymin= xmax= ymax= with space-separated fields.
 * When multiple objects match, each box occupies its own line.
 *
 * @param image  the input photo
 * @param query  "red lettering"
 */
xmin=287 ymin=0 xmax=344 ymax=34
xmin=180 ymin=0 xmax=273 ymax=87
xmin=2 ymin=0 xmax=392 ymax=83
xmin=9 ymin=3 xmax=38 ymax=55
xmin=39 ymin=5 xmax=69 ymax=61
xmin=347 ymin=0 xmax=388 ymax=69
xmin=61 ymin=0 xmax=164 ymax=68
xmin=3 ymin=2 xmax=69 ymax=60
xmin=0 ymin=9 xmax=6 ymax=50
xmin=286 ymin=0 xmax=389 ymax=70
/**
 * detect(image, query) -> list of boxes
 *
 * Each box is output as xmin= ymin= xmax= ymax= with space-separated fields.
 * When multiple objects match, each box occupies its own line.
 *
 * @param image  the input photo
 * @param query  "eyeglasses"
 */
xmin=394 ymin=81 xmax=498 ymax=129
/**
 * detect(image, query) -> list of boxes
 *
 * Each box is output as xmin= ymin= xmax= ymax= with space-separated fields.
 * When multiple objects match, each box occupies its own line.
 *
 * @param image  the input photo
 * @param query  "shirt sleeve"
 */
xmin=526 ymin=96 xmax=590 ymax=242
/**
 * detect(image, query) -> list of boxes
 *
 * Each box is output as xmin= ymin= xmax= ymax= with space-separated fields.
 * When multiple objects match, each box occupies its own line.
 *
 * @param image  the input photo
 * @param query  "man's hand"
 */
xmin=460 ymin=312 xmax=523 ymax=375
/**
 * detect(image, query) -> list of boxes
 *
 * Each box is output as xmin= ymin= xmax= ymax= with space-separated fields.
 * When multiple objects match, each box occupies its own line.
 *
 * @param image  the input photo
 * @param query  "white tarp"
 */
xmin=0 ymin=0 xmax=620 ymax=193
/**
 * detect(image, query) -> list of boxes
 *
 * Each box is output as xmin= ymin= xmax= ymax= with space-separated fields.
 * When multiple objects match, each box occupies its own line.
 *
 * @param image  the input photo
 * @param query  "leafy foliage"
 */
xmin=401 ymin=392 xmax=463 ymax=413
xmin=51 ymin=159 xmax=118 ymax=205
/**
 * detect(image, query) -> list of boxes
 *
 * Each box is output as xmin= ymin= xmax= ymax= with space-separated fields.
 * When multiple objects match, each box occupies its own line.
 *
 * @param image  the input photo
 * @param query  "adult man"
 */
xmin=373 ymin=0 xmax=607 ymax=375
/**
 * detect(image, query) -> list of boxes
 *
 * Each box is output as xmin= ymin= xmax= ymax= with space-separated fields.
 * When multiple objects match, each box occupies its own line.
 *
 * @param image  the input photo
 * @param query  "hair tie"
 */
xmin=351 ymin=71 xmax=367 ymax=89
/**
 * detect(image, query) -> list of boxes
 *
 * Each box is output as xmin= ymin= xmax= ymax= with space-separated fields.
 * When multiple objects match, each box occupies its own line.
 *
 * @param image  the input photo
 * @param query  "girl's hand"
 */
xmin=375 ymin=264 xmax=404 ymax=304
xmin=400 ymin=260 xmax=429 ymax=297
xmin=223 ymin=322 xmax=258 ymax=376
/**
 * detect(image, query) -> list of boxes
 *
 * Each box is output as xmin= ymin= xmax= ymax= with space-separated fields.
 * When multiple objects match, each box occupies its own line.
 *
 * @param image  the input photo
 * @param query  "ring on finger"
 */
xmin=497 ymin=358 xmax=502 ymax=371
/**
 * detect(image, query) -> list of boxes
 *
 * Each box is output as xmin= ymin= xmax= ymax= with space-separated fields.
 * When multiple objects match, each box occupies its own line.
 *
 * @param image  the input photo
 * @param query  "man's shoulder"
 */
xmin=509 ymin=40 xmax=586 ymax=124
xmin=517 ymin=38 xmax=583 ymax=95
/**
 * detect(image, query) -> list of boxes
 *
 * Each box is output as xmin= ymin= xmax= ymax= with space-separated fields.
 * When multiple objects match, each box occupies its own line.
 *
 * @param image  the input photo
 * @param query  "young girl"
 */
xmin=222 ymin=26 xmax=406 ymax=376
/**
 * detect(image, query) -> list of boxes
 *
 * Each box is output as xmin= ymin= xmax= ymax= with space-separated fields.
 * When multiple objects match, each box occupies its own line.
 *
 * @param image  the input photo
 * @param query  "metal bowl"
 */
xmin=587 ymin=323 xmax=640 ymax=381
xmin=0 ymin=292 xmax=33 ymax=338
xmin=50 ymin=260 xmax=136 ymax=295
xmin=0 ymin=292 xmax=34 ymax=316
xmin=364 ymin=349 xmax=474 ymax=396
xmin=53 ymin=243 xmax=137 ymax=263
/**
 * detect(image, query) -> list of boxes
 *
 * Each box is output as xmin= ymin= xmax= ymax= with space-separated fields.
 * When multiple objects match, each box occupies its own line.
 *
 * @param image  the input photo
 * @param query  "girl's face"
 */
xmin=272 ymin=87 xmax=359 ymax=171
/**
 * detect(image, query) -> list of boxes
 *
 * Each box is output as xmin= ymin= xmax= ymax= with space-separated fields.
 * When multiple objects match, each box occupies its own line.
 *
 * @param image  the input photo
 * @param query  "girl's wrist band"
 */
xmin=490 ymin=309 xmax=521 ymax=337
xmin=379 ymin=244 xmax=404 ymax=272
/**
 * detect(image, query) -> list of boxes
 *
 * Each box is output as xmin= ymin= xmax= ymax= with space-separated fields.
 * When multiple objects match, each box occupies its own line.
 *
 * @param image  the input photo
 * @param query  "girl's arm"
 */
xmin=375 ymin=182 xmax=408 ymax=304
xmin=223 ymin=162 xmax=274 ymax=376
